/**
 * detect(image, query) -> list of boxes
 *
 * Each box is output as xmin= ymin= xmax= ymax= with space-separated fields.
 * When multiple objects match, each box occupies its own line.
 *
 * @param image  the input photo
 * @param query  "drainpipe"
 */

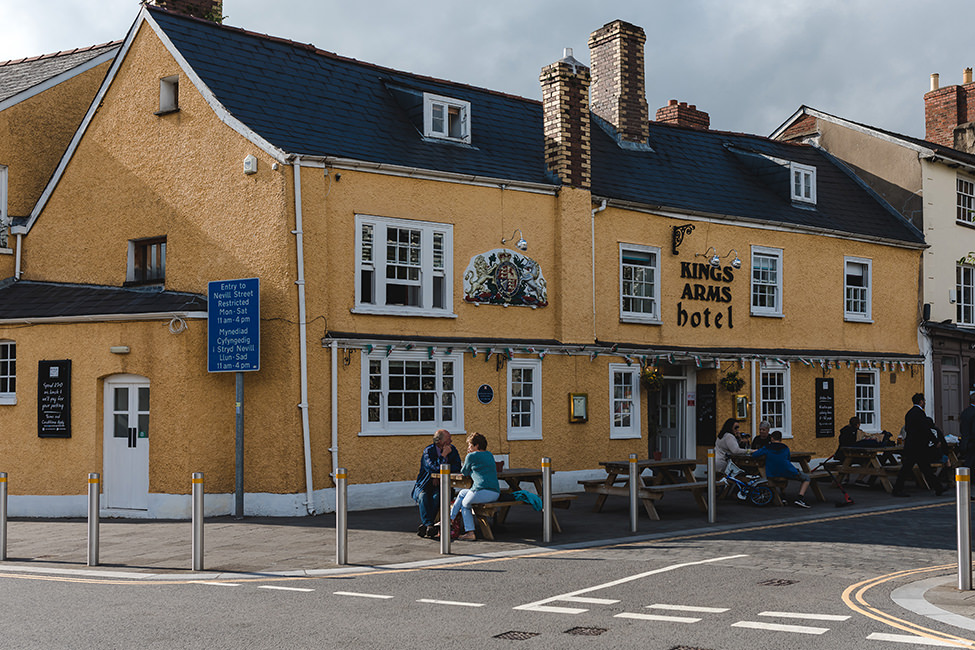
xmin=591 ymin=200 xmax=608 ymax=339
xmin=292 ymin=159 xmax=316 ymax=514
xmin=750 ymin=360 xmax=758 ymax=434
xmin=330 ymin=339 xmax=338 ymax=482
xmin=13 ymin=231 xmax=24 ymax=280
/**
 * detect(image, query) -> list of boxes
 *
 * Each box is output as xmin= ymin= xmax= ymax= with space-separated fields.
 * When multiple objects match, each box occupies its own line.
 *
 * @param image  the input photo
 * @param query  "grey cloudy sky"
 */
xmin=2 ymin=0 xmax=972 ymax=138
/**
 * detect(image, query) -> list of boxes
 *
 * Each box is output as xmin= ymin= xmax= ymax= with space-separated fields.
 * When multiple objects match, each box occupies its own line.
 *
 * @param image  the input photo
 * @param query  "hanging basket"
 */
xmin=720 ymin=370 xmax=746 ymax=393
xmin=641 ymin=366 xmax=663 ymax=392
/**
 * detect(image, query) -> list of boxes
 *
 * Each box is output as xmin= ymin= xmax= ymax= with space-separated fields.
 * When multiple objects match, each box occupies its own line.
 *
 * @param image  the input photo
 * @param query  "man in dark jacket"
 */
xmin=411 ymin=429 xmax=462 ymax=538
xmin=892 ymin=394 xmax=945 ymax=497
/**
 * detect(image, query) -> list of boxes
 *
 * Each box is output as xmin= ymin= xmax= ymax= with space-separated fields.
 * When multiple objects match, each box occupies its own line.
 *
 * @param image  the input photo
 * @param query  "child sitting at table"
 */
xmin=751 ymin=430 xmax=812 ymax=509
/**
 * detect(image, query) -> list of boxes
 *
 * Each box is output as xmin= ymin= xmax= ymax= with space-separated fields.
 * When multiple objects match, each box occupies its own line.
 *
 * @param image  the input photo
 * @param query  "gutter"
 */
xmin=292 ymin=159 xmax=316 ymax=515
xmin=591 ymin=199 xmax=607 ymax=340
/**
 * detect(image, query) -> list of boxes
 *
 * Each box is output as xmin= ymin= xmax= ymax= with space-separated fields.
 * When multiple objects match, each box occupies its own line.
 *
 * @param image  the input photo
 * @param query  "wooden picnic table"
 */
xmin=449 ymin=467 xmax=568 ymax=540
xmin=731 ymin=451 xmax=827 ymax=505
xmin=834 ymin=446 xmax=903 ymax=493
xmin=578 ymin=458 xmax=708 ymax=520
xmin=450 ymin=467 xmax=544 ymax=493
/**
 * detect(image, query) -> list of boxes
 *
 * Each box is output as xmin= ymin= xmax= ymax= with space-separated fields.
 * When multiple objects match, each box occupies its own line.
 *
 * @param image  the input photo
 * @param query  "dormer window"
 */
xmin=791 ymin=163 xmax=816 ymax=204
xmin=157 ymin=75 xmax=179 ymax=114
xmin=127 ymin=236 xmax=166 ymax=285
xmin=423 ymin=93 xmax=470 ymax=143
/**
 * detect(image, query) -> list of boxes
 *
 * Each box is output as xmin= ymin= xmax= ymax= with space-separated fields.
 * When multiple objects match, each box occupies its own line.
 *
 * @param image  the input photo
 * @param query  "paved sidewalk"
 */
xmin=1 ymin=481 xmax=973 ymax=628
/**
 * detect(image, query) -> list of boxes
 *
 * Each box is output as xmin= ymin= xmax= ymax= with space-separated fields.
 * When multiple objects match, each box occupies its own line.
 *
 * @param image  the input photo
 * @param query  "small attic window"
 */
xmin=423 ymin=93 xmax=470 ymax=143
xmin=791 ymin=162 xmax=816 ymax=204
xmin=157 ymin=75 xmax=179 ymax=114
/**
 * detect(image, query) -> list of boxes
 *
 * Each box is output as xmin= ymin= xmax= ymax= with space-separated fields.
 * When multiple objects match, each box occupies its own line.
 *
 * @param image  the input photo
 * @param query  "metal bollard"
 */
xmin=440 ymin=464 xmax=451 ymax=555
xmin=707 ymin=449 xmax=716 ymax=524
xmin=629 ymin=453 xmax=638 ymax=533
xmin=336 ymin=468 xmax=348 ymax=565
xmin=542 ymin=457 xmax=552 ymax=543
xmin=0 ymin=472 xmax=7 ymax=561
xmin=958 ymin=467 xmax=971 ymax=591
xmin=192 ymin=473 xmax=204 ymax=571
xmin=87 ymin=473 xmax=100 ymax=567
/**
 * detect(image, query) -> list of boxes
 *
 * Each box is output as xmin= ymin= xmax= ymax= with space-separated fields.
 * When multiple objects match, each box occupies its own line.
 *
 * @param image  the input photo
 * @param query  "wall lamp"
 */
xmin=501 ymin=229 xmax=528 ymax=251
xmin=695 ymin=247 xmax=742 ymax=269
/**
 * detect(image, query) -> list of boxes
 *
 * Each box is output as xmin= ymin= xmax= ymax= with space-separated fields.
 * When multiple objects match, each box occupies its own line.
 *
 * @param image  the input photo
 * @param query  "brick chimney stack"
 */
xmin=655 ymin=99 xmax=710 ymax=130
xmin=924 ymin=68 xmax=975 ymax=152
xmin=588 ymin=20 xmax=649 ymax=144
xmin=149 ymin=0 xmax=223 ymax=22
xmin=540 ymin=48 xmax=591 ymax=188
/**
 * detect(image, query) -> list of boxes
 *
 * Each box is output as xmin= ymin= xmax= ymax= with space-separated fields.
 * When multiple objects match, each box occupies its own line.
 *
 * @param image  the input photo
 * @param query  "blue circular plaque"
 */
xmin=477 ymin=384 xmax=494 ymax=405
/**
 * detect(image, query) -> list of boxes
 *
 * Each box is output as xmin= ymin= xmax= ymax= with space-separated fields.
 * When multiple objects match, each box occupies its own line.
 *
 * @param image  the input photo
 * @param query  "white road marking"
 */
xmin=758 ymin=610 xmax=850 ymax=621
xmin=732 ymin=621 xmax=829 ymax=635
xmin=616 ymin=612 xmax=701 ymax=623
xmin=513 ymin=554 xmax=748 ymax=614
xmin=259 ymin=586 xmax=315 ymax=593
xmin=192 ymin=581 xmax=240 ymax=587
xmin=333 ymin=591 xmax=394 ymax=599
xmin=867 ymin=632 xmax=966 ymax=647
xmin=417 ymin=599 xmax=485 ymax=608
xmin=562 ymin=596 xmax=621 ymax=604
xmin=647 ymin=604 xmax=729 ymax=613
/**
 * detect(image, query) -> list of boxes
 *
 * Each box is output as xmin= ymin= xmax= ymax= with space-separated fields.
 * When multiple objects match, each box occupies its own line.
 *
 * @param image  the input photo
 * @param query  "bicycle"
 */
xmin=719 ymin=472 xmax=774 ymax=506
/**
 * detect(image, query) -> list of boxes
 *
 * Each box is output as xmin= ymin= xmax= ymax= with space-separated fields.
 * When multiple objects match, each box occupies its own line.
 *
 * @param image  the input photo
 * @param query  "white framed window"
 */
xmin=354 ymin=215 xmax=453 ymax=317
xmin=620 ymin=243 xmax=660 ymax=323
xmin=158 ymin=75 xmax=179 ymax=114
xmin=126 ymin=237 xmax=166 ymax=285
xmin=855 ymin=369 xmax=880 ymax=432
xmin=791 ymin=162 xmax=816 ymax=204
xmin=609 ymin=364 xmax=641 ymax=439
xmin=760 ymin=362 xmax=791 ymax=437
xmin=751 ymin=246 xmax=783 ymax=317
xmin=508 ymin=358 xmax=542 ymax=440
xmin=360 ymin=349 xmax=463 ymax=435
xmin=844 ymin=257 xmax=872 ymax=321
xmin=0 ymin=341 xmax=15 ymax=405
xmin=0 ymin=165 xmax=7 ymax=249
xmin=958 ymin=176 xmax=975 ymax=224
xmin=958 ymin=263 xmax=975 ymax=326
xmin=423 ymin=93 xmax=470 ymax=143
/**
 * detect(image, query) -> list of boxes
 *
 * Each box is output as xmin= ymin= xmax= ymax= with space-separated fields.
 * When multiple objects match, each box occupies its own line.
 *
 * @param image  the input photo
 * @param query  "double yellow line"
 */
xmin=843 ymin=564 xmax=975 ymax=648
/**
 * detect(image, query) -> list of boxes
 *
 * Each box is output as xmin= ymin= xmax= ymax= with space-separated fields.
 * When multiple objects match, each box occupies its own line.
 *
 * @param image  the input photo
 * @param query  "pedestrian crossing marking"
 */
xmin=758 ymin=610 xmax=850 ymax=621
xmin=733 ymin=621 xmax=829 ymax=635
xmin=648 ymin=604 xmax=729 ymax=613
xmin=616 ymin=612 xmax=701 ymax=623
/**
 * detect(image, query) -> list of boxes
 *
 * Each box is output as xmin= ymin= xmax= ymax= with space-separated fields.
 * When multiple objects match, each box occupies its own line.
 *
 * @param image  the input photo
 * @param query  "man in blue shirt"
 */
xmin=752 ymin=430 xmax=812 ymax=508
xmin=411 ymin=429 xmax=462 ymax=538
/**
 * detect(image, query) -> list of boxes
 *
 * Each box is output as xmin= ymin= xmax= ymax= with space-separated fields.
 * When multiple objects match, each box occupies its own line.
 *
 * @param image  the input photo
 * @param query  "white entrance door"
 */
xmin=657 ymin=379 xmax=685 ymax=459
xmin=103 ymin=375 xmax=150 ymax=511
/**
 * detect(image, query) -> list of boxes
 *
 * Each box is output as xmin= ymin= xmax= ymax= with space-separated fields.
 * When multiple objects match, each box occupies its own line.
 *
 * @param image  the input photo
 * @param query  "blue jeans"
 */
xmin=450 ymin=488 xmax=500 ymax=533
xmin=416 ymin=487 xmax=443 ymax=527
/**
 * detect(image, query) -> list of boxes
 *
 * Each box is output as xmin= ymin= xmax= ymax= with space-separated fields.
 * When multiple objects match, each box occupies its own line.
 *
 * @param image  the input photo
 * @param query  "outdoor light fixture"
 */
xmin=502 ymin=229 xmax=528 ymax=251
xmin=696 ymin=246 xmax=721 ymax=268
xmin=725 ymin=249 xmax=742 ymax=269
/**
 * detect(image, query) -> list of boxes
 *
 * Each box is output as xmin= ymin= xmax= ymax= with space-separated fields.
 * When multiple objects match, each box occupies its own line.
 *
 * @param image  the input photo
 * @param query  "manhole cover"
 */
xmin=494 ymin=631 xmax=540 ymax=641
xmin=758 ymin=578 xmax=798 ymax=586
xmin=565 ymin=627 xmax=607 ymax=636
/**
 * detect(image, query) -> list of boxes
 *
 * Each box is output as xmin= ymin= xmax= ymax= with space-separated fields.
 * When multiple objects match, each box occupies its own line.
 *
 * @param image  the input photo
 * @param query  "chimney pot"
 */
xmin=965 ymin=68 xmax=973 ymax=84
xmin=563 ymin=47 xmax=573 ymax=59
xmin=669 ymin=99 xmax=678 ymax=106
xmin=931 ymin=73 xmax=940 ymax=91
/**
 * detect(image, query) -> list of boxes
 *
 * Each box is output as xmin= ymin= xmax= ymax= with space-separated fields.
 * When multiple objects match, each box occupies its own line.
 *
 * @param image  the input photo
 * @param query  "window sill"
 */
xmin=506 ymin=431 xmax=542 ymax=441
xmin=0 ymin=395 xmax=16 ymax=406
xmin=358 ymin=428 xmax=467 ymax=437
xmin=0 ymin=248 xmax=11 ymax=255
xmin=351 ymin=306 xmax=458 ymax=318
xmin=620 ymin=315 xmax=662 ymax=325
xmin=750 ymin=310 xmax=784 ymax=318
xmin=154 ymin=108 xmax=180 ymax=116
xmin=609 ymin=431 xmax=642 ymax=440
xmin=844 ymin=316 xmax=874 ymax=324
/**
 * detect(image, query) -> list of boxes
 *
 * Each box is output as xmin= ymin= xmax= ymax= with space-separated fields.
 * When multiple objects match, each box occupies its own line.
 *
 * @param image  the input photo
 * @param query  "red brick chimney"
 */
xmin=540 ymin=48 xmax=591 ymax=189
xmin=588 ymin=20 xmax=649 ymax=144
xmin=149 ymin=0 xmax=223 ymax=22
xmin=655 ymin=99 xmax=710 ymax=130
xmin=924 ymin=68 xmax=975 ymax=151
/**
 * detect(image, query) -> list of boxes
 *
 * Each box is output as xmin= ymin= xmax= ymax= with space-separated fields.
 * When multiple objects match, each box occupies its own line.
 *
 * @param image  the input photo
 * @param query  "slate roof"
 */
xmin=145 ymin=7 xmax=922 ymax=245
xmin=0 ymin=281 xmax=206 ymax=320
xmin=0 ymin=42 xmax=120 ymax=103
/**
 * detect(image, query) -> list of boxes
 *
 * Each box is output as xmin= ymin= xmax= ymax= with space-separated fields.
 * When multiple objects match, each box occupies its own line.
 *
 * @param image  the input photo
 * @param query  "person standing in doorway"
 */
xmin=892 ymin=394 xmax=945 ymax=497
xmin=411 ymin=429 xmax=461 ymax=538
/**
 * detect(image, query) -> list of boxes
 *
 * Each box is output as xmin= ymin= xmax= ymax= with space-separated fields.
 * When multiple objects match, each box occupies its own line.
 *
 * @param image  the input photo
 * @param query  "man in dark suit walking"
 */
xmin=892 ymin=393 xmax=945 ymax=497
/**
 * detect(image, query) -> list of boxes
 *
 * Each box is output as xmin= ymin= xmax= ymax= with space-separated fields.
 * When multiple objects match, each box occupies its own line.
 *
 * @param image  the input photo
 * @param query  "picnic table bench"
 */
xmin=731 ymin=451 xmax=828 ymax=505
xmin=471 ymin=493 xmax=577 ymax=541
xmin=579 ymin=458 xmax=707 ymax=520
xmin=834 ymin=446 xmax=904 ymax=493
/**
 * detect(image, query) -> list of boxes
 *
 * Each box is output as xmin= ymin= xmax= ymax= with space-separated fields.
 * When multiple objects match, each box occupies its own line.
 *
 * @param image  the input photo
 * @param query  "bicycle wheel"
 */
xmin=749 ymin=485 xmax=774 ymax=507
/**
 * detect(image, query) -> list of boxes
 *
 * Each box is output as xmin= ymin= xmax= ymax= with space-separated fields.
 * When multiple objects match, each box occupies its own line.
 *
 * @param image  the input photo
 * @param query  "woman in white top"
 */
xmin=715 ymin=418 xmax=746 ymax=476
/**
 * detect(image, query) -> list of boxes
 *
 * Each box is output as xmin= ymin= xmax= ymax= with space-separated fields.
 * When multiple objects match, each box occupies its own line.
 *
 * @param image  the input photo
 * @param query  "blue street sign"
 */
xmin=207 ymin=278 xmax=260 ymax=372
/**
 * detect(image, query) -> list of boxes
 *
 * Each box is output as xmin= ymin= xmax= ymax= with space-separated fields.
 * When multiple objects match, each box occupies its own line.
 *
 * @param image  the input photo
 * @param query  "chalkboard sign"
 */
xmin=815 ymin=377 xmax=834 ymax=438
xmin=38 ymin=359 xmax=71 ymax=438
xmin=696 ymin=383 xmax=717 ymax=446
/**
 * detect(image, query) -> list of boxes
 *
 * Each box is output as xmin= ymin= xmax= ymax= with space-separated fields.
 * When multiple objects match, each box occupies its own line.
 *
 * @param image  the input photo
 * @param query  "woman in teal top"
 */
xmin=449 ymin=432 xmax=500 ymax=540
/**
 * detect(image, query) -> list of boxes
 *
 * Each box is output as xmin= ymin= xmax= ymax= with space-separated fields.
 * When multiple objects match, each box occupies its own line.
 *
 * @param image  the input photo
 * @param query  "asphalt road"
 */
xmin=0 ymin=501 xmax=968 ymax=649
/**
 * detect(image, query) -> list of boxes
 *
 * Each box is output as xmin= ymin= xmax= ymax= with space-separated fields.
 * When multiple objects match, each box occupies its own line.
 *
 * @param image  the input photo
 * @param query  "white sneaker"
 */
xmin=794 ymin=498 xmax=810 ymax=509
